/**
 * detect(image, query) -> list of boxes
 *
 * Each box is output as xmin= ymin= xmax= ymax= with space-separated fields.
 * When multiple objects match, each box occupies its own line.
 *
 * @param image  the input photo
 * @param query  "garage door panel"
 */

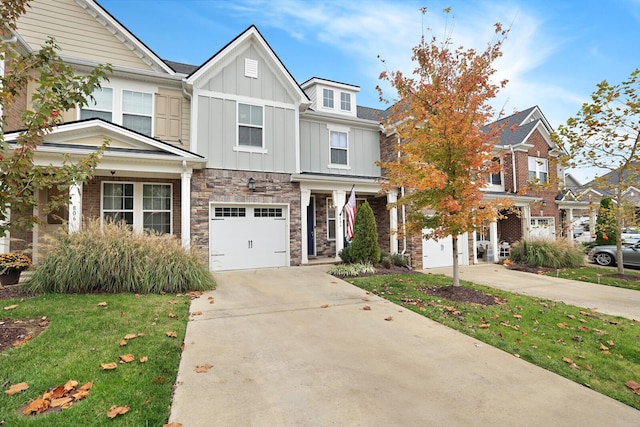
xmin=210 ymin=205 xmax=288 ymax=271
xmin=422 ymin=230 xmax=468 ymax=269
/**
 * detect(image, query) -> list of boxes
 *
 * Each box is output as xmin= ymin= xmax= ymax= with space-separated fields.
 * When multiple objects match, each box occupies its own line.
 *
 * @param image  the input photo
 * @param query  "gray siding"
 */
xmin=197 ymin=96 xmax=297 ymax=173
xmin=205 ymin=45 xmax=295 ymax=105
xmin=300 ymin=119 xmax=381 ymax=177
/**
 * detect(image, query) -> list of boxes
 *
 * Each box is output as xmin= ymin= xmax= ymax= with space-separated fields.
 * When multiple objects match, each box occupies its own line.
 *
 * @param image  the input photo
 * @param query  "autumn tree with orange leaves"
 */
xmin=377 ymin=8 xmax=510 ymax=286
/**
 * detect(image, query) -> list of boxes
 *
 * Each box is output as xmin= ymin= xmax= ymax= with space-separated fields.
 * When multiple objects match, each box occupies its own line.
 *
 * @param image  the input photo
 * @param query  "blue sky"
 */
xmin=98 ymin=0 xmax=640 ymax=183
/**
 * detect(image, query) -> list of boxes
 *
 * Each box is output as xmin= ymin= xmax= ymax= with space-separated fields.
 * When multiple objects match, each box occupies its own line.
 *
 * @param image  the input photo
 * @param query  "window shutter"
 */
xmin=155 ymin=94 xmax=182 ymax=142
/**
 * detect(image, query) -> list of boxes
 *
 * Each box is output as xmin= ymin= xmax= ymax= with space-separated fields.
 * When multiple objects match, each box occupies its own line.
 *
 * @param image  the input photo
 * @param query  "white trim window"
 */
xmin=327 ymin=197 xmax=336 ymax=240
xmin=323 ymin=88 xmax=334 ymax=108
xmin=528 ymin=156 xmax=549 ymax=183
xmin=123 ymin=90 xmax=153 ymax=136
xmin=102 ymin=182 xmax=172 ymax=234
xmin=330 ymin=131 xmax=348 ymax=166
xmin=340 ymin=92 xmax=351 ymax=111
xmin=81 ymin=87 xmax=113 ymax=122
xmin=238 ymin=103 xmax=264 ymax=148
xmin=81 ymin=86 xmax=153 ymax=136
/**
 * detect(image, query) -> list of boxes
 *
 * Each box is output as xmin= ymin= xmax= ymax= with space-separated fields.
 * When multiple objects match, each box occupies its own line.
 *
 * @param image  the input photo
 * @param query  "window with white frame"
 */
xmin=528 ymin=156 xmax=548 ymax=182
xmin=102 ymin=182 xmax=172 ymax=234
xmin=81 ymin=87 xmax=153 ymax=136
xmin=330 ymin=131 xmax=348 ymax=165
xmin=323 ymin=88 xmax=334 ymax=108
xmin=327 ymin=197 xmax=336 ymax=240
xmin=238 ymin=103 xmax=263 ymax=147
xmin=123 ymin=90 xmax=153 ymax=136
xmin=81 ymin=87 xmax=113 ymax=122
xmin=489 ymin=157 xmax=502 ymax=185
xmin=340 ymin=92 xmax=351 ymax=111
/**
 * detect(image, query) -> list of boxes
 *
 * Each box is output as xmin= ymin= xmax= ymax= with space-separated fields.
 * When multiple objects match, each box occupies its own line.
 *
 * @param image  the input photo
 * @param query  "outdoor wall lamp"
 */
xmin=248 ymin=177 xmax=256 ymax=191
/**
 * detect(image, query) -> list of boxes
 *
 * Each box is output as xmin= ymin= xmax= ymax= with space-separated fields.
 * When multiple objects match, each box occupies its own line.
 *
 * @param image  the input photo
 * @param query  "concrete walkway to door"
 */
xmin=169 ymin=266 xmax=640 ymax=426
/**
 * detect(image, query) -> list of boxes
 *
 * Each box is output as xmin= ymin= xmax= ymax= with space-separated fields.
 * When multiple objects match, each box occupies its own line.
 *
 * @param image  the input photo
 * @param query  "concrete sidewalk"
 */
xmin=169 ymin=266 xmax=640 ymax=426
xmin=427 ymin=264 xmax=640 ymax=320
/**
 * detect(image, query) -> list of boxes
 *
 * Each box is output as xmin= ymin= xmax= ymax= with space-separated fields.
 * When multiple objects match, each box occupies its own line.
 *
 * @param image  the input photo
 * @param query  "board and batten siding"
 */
xmin=16 ymin=0 xmax=154 ymax=71
xmin=197 ymin=96 xmax=297 ymax=173
xmin=204 ymin=45 xmax=296 ymax=105
xmin=299 ymin=119 xmax=381 ymax=177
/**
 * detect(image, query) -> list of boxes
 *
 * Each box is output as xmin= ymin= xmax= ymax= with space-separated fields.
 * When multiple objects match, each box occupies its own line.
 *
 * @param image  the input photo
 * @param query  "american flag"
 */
xmin=345 ymin=187 xmax=356 ymax=241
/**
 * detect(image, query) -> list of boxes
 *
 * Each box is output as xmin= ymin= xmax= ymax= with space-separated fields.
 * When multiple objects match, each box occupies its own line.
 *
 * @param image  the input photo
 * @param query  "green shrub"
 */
xmin=348 ymin=201 xmax=380 ymax=264
xmin=595 ymin=198 xmax=617 ymax=246
xmin=338 ymin=247 xmax=354 ymax=264
xmin=327 ymin=263 xmax=376 ymax=277
xmin=509 ymin=238 xmax=585 ymax=269
xmin=23 ymin=219 xmax=216 ymax=294
xmin=389 ymin=252 xmax=409 ymax=267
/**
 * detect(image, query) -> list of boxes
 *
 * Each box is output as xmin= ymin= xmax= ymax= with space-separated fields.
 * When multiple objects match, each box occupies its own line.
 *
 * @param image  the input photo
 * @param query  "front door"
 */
xmin=307 ymin=196 xmax=315 ymax=256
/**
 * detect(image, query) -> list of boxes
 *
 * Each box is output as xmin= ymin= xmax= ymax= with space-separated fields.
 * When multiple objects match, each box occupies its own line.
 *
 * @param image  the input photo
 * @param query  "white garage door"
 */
xmin=529 ymin=218 xmax=555 ymax=240
xmin=422 ymin=231 xmax=468 ymax=269
xmin=210 ymin=205 xmax=288 ymax=271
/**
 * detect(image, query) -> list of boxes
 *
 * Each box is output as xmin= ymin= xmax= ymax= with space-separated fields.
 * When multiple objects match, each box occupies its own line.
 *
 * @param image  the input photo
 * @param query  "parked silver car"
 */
xmin=588 ymin=243 xmax=640 ymax=267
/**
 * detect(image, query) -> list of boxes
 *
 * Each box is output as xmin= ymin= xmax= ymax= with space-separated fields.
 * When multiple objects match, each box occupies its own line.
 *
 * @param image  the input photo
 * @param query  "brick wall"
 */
xmin=312 ymin=195 xmax=336 ymax=257
xmin=191 ymin=169 xmax=302 ymax=266
xmin=369 ymin=195 xmax=391 ymax=254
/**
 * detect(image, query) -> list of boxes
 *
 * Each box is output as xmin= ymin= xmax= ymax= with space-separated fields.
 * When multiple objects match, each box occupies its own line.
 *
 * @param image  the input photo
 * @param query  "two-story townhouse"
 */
xmin=3 ymin=0 xmax=398 ymax=271
xmin=381 ymin=105 xmax=565 ymax=269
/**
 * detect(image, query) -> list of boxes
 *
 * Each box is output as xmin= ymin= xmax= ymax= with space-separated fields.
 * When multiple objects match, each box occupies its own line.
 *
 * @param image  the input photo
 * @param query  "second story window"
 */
xmin=340 ymin=92 xmax=351 ymax=111
xmin=489 ymin=157 xmax=502 ymax=185
xmin=123 ymin=90 xmax=153 ymax=136
xmin=528 ymin=156 xmax=548 ymax=183
xmin=323 ymin=88 xmax=334 ymax=108
xmin=81 ymin=87 xmax=113 ymax=121
xmin=238 ymin=103 xmax=263 ymax=147
xmin=330 ymin=131 xmax=348 ymax=165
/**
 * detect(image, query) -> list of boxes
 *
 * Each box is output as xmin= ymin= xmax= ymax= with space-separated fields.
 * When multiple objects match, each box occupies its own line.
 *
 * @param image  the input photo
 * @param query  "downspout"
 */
xmin=397 ymin=137 xmax=407 ymax=255
xmin=510 ymin=145 xmax=517 ymax=192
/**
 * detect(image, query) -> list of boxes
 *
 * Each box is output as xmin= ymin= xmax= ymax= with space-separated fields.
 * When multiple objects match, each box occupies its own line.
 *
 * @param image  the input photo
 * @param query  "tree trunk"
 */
xmin=616 ymin=184 xmax=625 ymax=276
xmin=452 ymin=235 xmax=460 ymax=286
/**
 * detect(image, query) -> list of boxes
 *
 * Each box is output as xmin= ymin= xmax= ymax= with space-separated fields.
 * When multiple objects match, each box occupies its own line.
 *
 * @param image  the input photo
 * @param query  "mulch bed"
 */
xmin=0 ymin=285 xmax=45 ymax=353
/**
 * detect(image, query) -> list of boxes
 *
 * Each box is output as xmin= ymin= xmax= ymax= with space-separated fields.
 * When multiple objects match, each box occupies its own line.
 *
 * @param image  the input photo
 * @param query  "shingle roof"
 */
xmin=164 ymin=60 xmax=198 ymax=75
xmin=356 ymin=106 xmax=390 ymax=122
xmin=483 ymin=106 xmax=540 ymax=146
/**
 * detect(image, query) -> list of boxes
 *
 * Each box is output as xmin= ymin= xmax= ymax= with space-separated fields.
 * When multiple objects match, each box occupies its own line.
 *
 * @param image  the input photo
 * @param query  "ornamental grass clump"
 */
xmin=23 ymin=219 xmax=215 ymax=294
xmin=0 ymin=252 xmax=32 ymax=274
xmin=509 ymin=238 xmax=585 ymax=269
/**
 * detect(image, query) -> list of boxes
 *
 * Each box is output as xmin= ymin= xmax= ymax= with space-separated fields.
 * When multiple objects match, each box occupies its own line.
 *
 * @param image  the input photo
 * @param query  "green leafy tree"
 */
xmin=1 ymin=0 xmax=111 ymax=235
xmin=377 ymin=8 xmax=510 ymax=286
xmin=595 ymin=198 xmax=617 ymax=246
xmin=555 ymin=68 xmax=640 ymax=274
xmin=348 ymin=201 xmax=380 ymax=264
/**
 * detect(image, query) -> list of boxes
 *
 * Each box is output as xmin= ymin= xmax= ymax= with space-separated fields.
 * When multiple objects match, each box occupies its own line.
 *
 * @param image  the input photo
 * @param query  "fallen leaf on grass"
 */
xmin=625 ymin=380 xmax=640 ymax=395
xmin=166 ymin=331 xmax=177 ymax=338
xmin=164 ymin=423 xmax=183 ymax=427
xmin=168 ymin=300 xmax=177 ymax=305
xmin=168 ymin=313 xmax=177 ymax=319
xmin=195 ymin=364 xmax=213 ymax=373
xmin=97 ymin=302 xmax=108 ymax=307
xmin=124 ymin=333 xmax=137 ymax=340
xmin=562 ymin=357 xmax=574 ymax=364
xmin=101 ymin=362 xmax=118 ymax=370
xmin=119 ymin=354 xmax=135 ymax=363
xmin=51 ymin=397 xmax=73 ymax=408
xmin=4 ymin=304 xmax=18 ymax=310
xmin=513 ymin=314 xmax=523 ymax=320
xmin=607 ymin=340 xmax=615 ymax=346
xmin=5 ymin=382 xmax=28 ymax=395
xmin=478 ymin=324 xmax=490 ymax=329
xmin=64 ymin=380 xmax=78 ymax=391
xmin=23 ymin=398 xmax=50 ymax=415
xmin=153 ymin=376 xmax=166 ymax=383
xmin=107 ymin=405 xmax=130 ymax=419
xmin=600 ymin=343 xmax=610 ymax=353
xmin=557 ymin=322 xmax=569 ymax=328
xmin=119 ymin=340 xmax=128 ymax=347
xmin=140 ymin=356 xmax=149 ymax=363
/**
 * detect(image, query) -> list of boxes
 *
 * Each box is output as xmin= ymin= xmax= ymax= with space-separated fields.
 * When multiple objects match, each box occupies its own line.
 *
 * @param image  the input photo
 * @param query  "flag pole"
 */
xmin=340 ymin=184 xmax=356 ymax=217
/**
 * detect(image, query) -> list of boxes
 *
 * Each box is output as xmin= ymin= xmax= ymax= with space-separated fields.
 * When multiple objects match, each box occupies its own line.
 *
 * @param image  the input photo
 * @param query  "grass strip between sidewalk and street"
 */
xmin=0 ymin=292 xmax=191 ymax=426
xmin=543 ymin=266 xmax=640 ymax=291
xmin=346 ymin=273 xmax=640 ymax=410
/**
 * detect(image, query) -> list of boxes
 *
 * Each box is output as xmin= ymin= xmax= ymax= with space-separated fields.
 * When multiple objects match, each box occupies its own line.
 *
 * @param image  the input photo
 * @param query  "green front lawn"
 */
xmin=0 ymin=292 xmax=192 ymax=426
xmin=544 ymin=266 xmax=640 ymax=291
xmin=346 ymin=273 xmax=640 ymax=410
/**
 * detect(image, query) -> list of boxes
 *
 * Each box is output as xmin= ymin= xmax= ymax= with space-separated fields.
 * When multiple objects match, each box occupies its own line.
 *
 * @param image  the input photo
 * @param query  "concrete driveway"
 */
xmin=169 ymin=266 xmax=640 ymax=426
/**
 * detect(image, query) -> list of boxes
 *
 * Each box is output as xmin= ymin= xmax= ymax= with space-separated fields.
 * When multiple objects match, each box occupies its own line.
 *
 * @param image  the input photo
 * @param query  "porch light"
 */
xmin=248 ymin=177 xmax=256 ymax=191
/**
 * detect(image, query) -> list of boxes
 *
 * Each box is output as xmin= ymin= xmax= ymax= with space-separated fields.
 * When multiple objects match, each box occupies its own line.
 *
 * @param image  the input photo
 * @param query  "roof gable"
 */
xmin=15 ymin=0 xmax=174 ymax=74
xmin=485 ymin=106 xmax=556 ymax=150
xmin=186 ymin=26 xmax=310 ymax=108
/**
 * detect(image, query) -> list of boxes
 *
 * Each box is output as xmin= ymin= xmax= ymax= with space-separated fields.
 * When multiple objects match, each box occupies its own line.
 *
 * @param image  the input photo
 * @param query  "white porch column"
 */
xmin=69 ymin=183 xmax=82 ymax=234
xmin=522 ymin=204 xmax=531 ymax=240
xmin=300 ymin=188 xmax=311 ymax=264
xmin=489 ymin=220 xmax=499 ymax=263
xmin=567 ymin=207 xmax=574 ymax=245
xmin=0 ymin=209 xmax=10 ymax=254
xmin=333 ymin=189 xmax=346 ymax=260
xmin=181 ymin=170 xmax=192 ymax=249
xmin=387 ymin=190 xmax=398 ymax=254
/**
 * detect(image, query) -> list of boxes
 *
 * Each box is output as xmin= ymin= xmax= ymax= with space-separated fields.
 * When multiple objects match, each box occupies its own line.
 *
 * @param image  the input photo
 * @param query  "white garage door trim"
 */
xmin=209 ymin=203 xmax=290 ymax=271
xmin=422 ymin=230 xmax=469 ymax=269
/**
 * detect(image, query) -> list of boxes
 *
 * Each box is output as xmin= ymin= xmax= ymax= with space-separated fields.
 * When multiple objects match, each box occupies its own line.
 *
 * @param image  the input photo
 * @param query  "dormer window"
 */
xmin=340 ymin=92 xmax=351 ymax=111
xmin=323 ymin=88 xmax=334 ymax=108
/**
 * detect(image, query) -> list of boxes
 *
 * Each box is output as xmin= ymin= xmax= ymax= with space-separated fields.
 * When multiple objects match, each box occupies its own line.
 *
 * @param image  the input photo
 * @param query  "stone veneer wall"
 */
xmin=191 ymin=169 xmax=302 ymax=266
xmin=369 ymin=195 xmax=391 ymax=254
xmin=312 ymin=195 xmax=336 ymax=258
